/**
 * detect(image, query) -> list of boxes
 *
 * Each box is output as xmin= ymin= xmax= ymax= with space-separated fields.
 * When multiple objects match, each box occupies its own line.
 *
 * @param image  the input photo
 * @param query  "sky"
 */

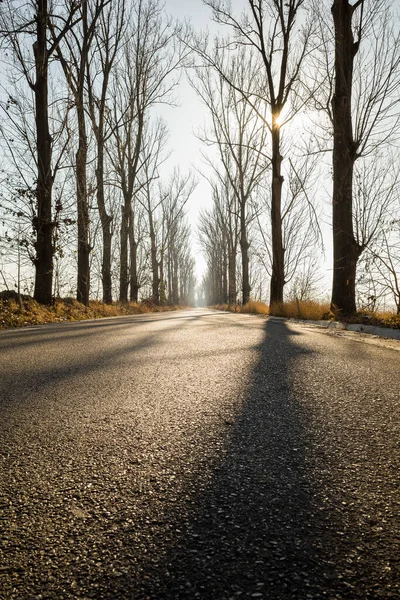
xmin=157 ymin=1 xmax=220 ymax=278
xmin=160 ymin=1 xmax=252 ymax=281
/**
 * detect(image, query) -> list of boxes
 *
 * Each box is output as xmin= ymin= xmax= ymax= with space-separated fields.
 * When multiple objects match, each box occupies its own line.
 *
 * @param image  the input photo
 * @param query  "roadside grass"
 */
xmin=213 ymin=300 xmax=400 ymax=329
xmin=0 ymin=295 xmax=180 ymax=329
xmin=214 ymin=301 xmax=269 ymax=315
xmin=214 ymin=300 xmax=329 ymax=319
xmin=270 ymin=300 xmax=331 ymax=321
xmin=346 ymin=309 xmax=400 ymax=330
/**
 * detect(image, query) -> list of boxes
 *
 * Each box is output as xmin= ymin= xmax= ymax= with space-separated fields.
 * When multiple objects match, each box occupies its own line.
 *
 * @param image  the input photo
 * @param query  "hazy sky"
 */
xmin=158 ymin=1 xmax=223 ymax=277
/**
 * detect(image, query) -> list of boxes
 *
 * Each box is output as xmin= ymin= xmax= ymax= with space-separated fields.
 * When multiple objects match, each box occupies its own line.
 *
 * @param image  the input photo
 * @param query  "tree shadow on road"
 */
xmin=113 ymin=319 xmax=345 ymax=599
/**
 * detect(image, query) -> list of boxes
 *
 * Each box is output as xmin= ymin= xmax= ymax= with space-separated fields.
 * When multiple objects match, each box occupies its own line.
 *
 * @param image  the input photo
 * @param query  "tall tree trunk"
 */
xmin=76 ymin=105 xmax=90 ymax=306
xmin=180 ymin=275 xmax=184 ymax=305
xmin=212 ymin=255 xmax=218 ymax=304
xmin=129 ymin=206 xmax=139 ymax=302
xmin=167 ymin=254 xmax=172 ymax=303
xmin=240 ymin=203 xmax=251 ymax=305
xmin=228 ymin=245 xmax=236 ymax=305
xmin=217 ymin=252 xmax=222 ymax=303
xmin=33 ymin=0 xmax=53 ymax=305
xmin=119 ymin=202 xmax=129 ymax=302
xmin=330 ymin=0 xmax=362 ymax=317
xmin=269 ymin=120 xmax=285 ymax=309
xmin=159 ymin=255 xmax=166 ymax=304
xmin=75 ymin=3 xmax=91 ymax=307
xmin=149 ymin=213 xmax=159 ymax=304
xmin=222 ymin=238 xmax=228 ymax=303
xmin=172 ymin=257 xmax=179 ymax=305
xmin=96 ymin=135 xmax=113 ymax=304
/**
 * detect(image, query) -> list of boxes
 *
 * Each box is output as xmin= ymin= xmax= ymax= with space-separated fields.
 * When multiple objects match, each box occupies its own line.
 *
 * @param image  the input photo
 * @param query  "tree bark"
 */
xmin=92 ymin=93 xmax=113 ymax=304
xmin=129 ymin=206 xmax=139 ymax=302
xmin=33 ymin=0 xmax=53 ymax=305
xmin=119 ymin=202 xmax=129 ymax=302
xmin=269 ymin=120 xmax=285 ymax=309
xmin=75 ymin=2 xmax=91 ymax=306
xmin=240 ymin=210 xmax=250 ymax=305
xmin=331 ymin=0 xmax=362 ymax=317
xmin=228 ymin=245 xmax=236 ymax=305
xmin=167 ymin=254 xmax=172 ymax=303
xmin=171 ymin=248 xmax=179 ymax=305
xmin=148 ymin=212 xmax=159 ymax=304
xmin=76 ymin=103 xmax=90 ymax=306
xmin=96 ymin=148 xmax=113 ymax=304
xmin=222 ymin=233 xmax=228 ymax=303
xmin=159 ymin=255 xmax=166 ymax=304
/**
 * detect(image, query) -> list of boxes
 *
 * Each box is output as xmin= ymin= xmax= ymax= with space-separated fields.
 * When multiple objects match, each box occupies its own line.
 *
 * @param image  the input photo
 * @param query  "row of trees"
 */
xmin=0 ymin=1 xmax=399 ymax=316
xmin=0 ymin=0 xmax=196 ymax=307
xmin=195 ymin=0 xmax=400 ymax=316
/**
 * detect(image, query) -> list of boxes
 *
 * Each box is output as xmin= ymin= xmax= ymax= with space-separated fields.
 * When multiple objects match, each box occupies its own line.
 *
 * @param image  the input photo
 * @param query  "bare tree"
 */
xmin=213 ymin=177 xmax=239 ymax=304
xmin=355 ymin=156 xmax=400 ymax=313
xmin=50 ymin=0 xmax=110 ymax=306
xmin=0 ymin=0 xmax=80 ymax=304
xmin=253 ymin=143 xmax=322 ymax=304
xmin=197 ymin=0 xmax=315 ymax=308
xmin=314 ymin=0 xmax=400 ymax=316
xmin=372 ymin=231 xmax=400 ymax=315
xmin=159 ymin=169 xmax=197 ymax=304
xmin=198 ymin=201 xmax=228 ymax=305
xmin=109 ymin=0 xmax=184 ymax=302
xmin=86 ymin=0 xmax=126 ymax=304
xmin=192 ymin=51 xmax=269 ymax=304
xmin=138 ymin=119 xmax=169 ymax=304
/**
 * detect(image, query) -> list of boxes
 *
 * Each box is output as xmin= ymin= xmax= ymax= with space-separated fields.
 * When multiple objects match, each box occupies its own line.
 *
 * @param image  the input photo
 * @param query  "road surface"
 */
xmin=0 ymin=308 xmax=399 ymax=599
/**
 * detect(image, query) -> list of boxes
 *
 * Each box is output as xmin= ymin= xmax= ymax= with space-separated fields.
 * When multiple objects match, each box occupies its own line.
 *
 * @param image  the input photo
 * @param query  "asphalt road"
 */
xmin=0 ymin=308 xmax=399 ymax=600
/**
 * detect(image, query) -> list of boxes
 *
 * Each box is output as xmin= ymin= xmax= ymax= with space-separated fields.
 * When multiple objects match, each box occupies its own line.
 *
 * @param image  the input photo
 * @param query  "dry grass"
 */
xmin=214 ymin=301 xmax=269 ymax=315
xmin=346 ymin=309 xmax=400 ymax=330
xmin=214 ymin=299 xmax=399 ymax=329
xmin=0 ymin=296 xmax=180 ymax=329
xmin=214 ymin=300 xmax=329 ymax=320
xmin=270 ymin=300 xmax=331 ymax=321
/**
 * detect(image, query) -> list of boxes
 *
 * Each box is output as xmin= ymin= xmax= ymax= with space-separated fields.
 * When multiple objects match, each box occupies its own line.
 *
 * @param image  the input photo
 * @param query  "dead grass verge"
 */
xmin=213 ymin=300 xmax=400 ymax=329
xmin=0 ymin=295 xmax=181 ymax=329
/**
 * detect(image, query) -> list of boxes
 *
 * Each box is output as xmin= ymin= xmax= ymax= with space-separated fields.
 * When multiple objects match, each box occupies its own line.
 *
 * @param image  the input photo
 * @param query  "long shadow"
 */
xmin=104 ymin=319 xmax=344 ymax=599
xmin=0 ymin=308 xmax=207 ymax=352
xmin=0 ymin=310 xmax=261 ymax=404
xmin=0 ymin=309 xmax=253 ymax=352
xmin=0 ymin=312 xmax=211 ymax=409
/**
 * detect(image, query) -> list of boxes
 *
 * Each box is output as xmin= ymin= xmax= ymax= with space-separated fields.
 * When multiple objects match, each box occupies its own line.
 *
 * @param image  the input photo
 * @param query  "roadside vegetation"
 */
xmin=0 ymin=292 xmax=179 ymax=329
xmin=214 ymin=301 xmax=400 ymax=330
